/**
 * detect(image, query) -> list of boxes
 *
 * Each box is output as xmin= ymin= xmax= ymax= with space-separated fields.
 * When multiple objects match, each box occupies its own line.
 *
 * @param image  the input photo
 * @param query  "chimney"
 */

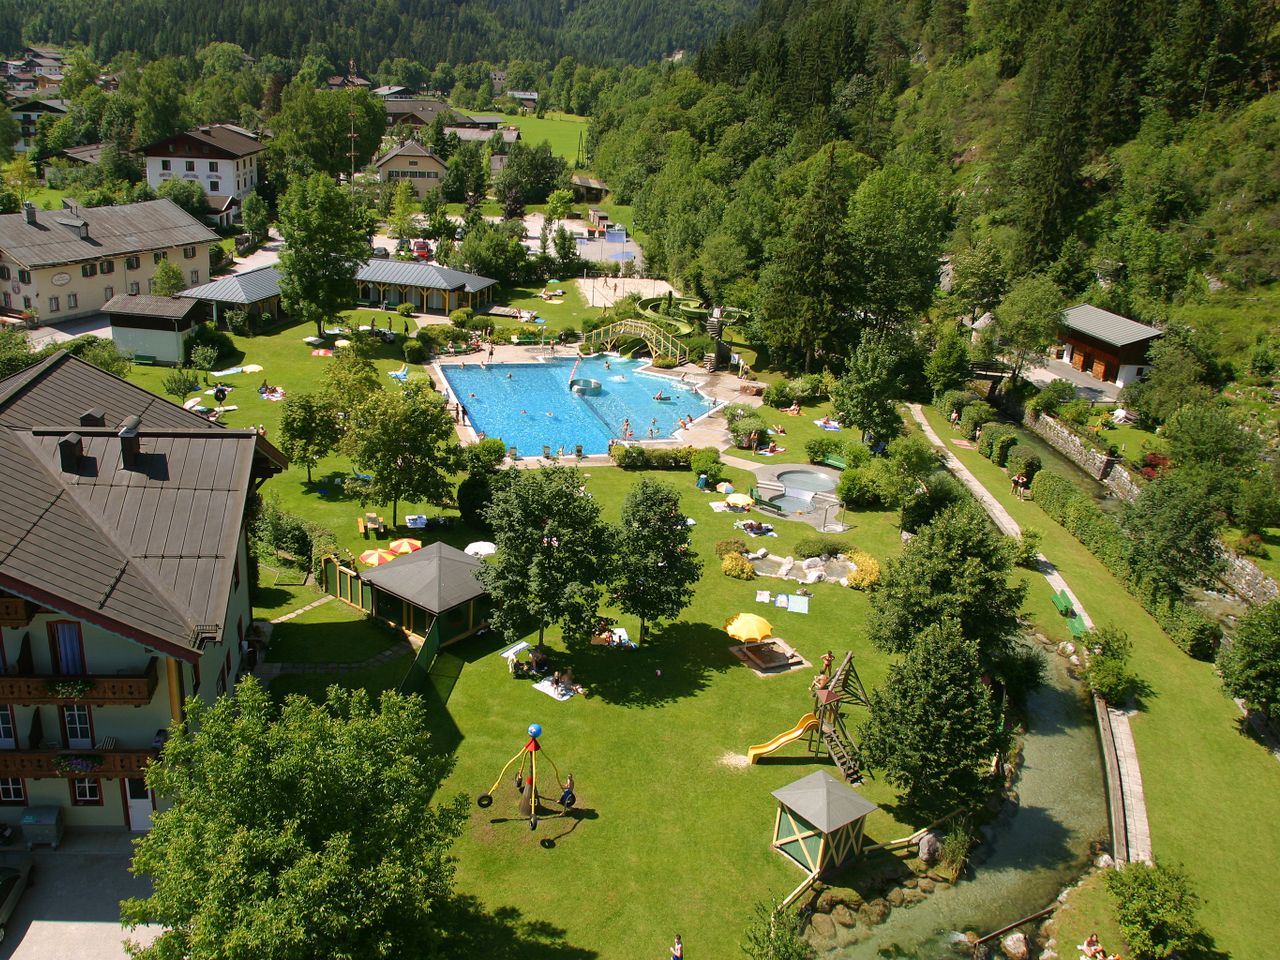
xmin=79 ymin=408 xmax=105 ymax=427
xmin=22 ymin=202 xmax=36 ymax=225
xmin=118 ymin=415 xmax=141 ymax=470
xmin=57 ymin=433 xmax=82 ymax=472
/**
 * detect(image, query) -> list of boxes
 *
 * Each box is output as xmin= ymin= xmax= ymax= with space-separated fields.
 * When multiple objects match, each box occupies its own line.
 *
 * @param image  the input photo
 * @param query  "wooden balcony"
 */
xmin=0 ymin=747 xmax=159 ymax=779
xmin=0 ymin=657 xmax=160 ymax=706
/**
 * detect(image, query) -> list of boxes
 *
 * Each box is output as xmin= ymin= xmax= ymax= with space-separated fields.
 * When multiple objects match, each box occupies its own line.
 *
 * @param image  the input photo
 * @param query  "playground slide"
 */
xmin=747 ymin=713 xmax=819 ymax=764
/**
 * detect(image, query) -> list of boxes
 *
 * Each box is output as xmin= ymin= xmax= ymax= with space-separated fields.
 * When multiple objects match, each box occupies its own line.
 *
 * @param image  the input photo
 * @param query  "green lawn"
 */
xmin=28 ymin=186 xmax=68 ymax=211
xmin=249 ymin=568 xmax=323 ymax=621
xmin=265 ymin=598 xmax=406 ymax=664
xmin=919 ymin=404 xmax=1280 ymax=959
xmin=493 ymin=282 xmax=599 ymax=334
xmin=269 ymin=652 xmax=416 ymax=701
xmin=1047 ymin=871 xmax=1129 ymax=959
xmin=467 ymin=111 xmax=589 ymax=163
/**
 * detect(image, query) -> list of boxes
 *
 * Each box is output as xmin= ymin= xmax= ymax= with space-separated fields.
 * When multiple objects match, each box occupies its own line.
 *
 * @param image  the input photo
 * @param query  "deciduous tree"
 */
xmin=120 ymin=680 xmax=467 ymax=960
xmin=240 ymin=191 xmax=270 ymax=244
xmin=157 ymin=177 xmax=208 ymax=220
xmin=1104 ymin=862 xmax=1204 ymax=960
xmin=858 ymin=619 xmax=1001 ymax=818
xmin=278 ymin=392 xmax=341 ymax=482
xmin=1217 ymin=598 xmax=1280 ymax=718
xmin=830 ymin=331 xmax=903 ymax=443
xmin=613 ymin=478 xmax=700 ymax=642
xmin=151 ymin=259 xmax=187 ymax=297
xmin=1124 ymin=467 xmax=1225 ymax=599
xmin=479 ymin=467 xmax=615 ymax=646
xmin=924 ymin=326 xmax=972 ymax=397
xmin=343 ymin=381 xmax=461 ymax=525
xmin=992 ymin=273 xmax=1062 ymax=382
xmin=1163 ymin=402 xmax=1262 ymax=471
xmin=278 ymin=173 xmax=370 ymax=337
xmin=387 ymin=179 xmax=418 ymax=240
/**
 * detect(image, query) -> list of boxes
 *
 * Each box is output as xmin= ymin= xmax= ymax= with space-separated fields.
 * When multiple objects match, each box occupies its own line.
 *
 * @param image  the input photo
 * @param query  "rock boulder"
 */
xmin=1001 ymin=931 xmax=1030 ymax=960
xmin=918 ymin=830 xmax=944 ymax=865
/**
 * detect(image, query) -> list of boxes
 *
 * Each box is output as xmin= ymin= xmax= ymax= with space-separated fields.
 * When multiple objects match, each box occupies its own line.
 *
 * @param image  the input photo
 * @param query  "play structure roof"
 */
xmin=771 ymin=771 xmax=878 ymax=833
xmin=357 ymin=540 xmax=486 ymax=614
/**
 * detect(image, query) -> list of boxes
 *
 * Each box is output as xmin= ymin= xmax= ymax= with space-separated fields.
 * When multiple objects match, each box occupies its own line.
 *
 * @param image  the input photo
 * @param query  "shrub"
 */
xmin=958 ymin=400 xmax=994 ymax=439
xmin=794 ymin=535 xmax=850 ymax=559
xmin=1010 ymin=528 xmax=1042 ymax=569
xmin=762 ymin=381 xmax=794 ymax=409
xmin=840 ymin=440 xmax=872 ymax=469
xmin=729 ymin=412 xmax=768 ymax=448
xmin=1028 ymin=379 xmax=1077 ymax=415
xmin=1104 ymin=862 xmax=1204 ymax=960
xmin=789 ymin=373 xmax=825 ymax=401
xmin=396 ymin=302 xmax=415 ymax=318
xmin=1005 ymin=445 xmax=1042 ymax=482
xmin=188 ymin=343 xmax=220 ymax=372
xmin=161 ymin=367 xmax=200 ymax=400
xmin=610 ymin=444 xmax=649 ymax=469
xmin=992 ymin=432 xmax=1019 ymax=467
xmin=1082 ymin=626 xmax=1138 ymax=703
xmin=977 ymin=423 xmax=1016 ymax=460
xmin=937 ymin=389 xmax=979 ymax=416
xmin=722 ymin=553 xmax=756 ymax=580
xmin=225 ymin=309 xmax=253 ymax=337
xmin=186 ymin=323 xmax=235 ymax=364
xmin=845 ymin=550 xmax=881 ymax=589
xmin=1058 ymin=398 xmax=1093 ymax=426
xmin=403 ymin=339 xmax=426 ymax=364
xmin=652 ymin=356 xmax=679 ymax=369
xmin=690 ymin=448 xmax=725 ymax=486
xmin=940 ymin=822 xmax=974 ymax=872
xmin=837 ymin=466 xmax=882 ymax=509
xmin=1235 ymin=533 xmax=1269 ymax=558
xmin=449 ymin=307 xmax=475 ymax=329
xmin=721 ymin=403 xmax=758 ymax=427
xmin=899 ymin=472 xmax=967 ymax=533
xmin=716 ymin=538 xmax=748 ymax=558
xmin=805 ymin=436 xmax=843 ymax=464
xmin=609 ymin=445 xmax=703 ymax=471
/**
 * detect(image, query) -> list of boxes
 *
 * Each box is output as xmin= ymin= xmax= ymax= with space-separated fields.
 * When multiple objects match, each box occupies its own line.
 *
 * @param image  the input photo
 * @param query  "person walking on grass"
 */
xmin=670 ymin=934 xmax=683 ymax=959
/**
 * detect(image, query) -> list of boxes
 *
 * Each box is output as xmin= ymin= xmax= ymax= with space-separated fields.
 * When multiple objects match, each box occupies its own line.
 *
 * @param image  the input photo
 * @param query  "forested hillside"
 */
xmin=4 ymin=0 xmax=756 ymax=68
xmin=588 ymin=0 xmax=1280 ymax=371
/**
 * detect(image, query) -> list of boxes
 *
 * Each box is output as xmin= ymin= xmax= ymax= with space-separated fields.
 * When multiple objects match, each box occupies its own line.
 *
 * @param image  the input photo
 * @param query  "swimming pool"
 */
xmin=439 ymin=356 xmax=714 ymax=455
xmin=775 ymin=469 xmax=836 ymax=493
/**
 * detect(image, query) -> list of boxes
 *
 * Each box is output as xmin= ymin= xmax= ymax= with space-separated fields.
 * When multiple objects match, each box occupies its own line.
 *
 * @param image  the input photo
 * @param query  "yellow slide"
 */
xmin=747 ymin=713 xmax=819 ymax=764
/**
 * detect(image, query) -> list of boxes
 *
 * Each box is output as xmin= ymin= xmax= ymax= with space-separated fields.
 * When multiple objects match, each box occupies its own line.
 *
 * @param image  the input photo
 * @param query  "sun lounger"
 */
xmin=1052 ymin=589 xmax=1074 ymax=616
xmin=303 ymin=336 xmax=325 ymax=346
xmin=1067 ymin=614 xmax=1089 ymax=639
xmin=388 ymin=364 xmax=409 ymax=381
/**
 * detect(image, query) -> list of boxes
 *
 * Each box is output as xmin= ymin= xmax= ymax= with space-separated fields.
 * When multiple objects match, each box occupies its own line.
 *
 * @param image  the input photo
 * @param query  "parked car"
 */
xmin=0 ymin=857 xmax=33 ymax=942
xmin=370 ymin=246 xmax=390 ymax=259
xmin=412 ymin=239 xmax=432 ymax=261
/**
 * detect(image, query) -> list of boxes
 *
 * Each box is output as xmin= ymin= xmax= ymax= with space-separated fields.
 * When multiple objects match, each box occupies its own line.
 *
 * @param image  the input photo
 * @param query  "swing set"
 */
xmin=477 ymin=724 xmax=576 ymax=831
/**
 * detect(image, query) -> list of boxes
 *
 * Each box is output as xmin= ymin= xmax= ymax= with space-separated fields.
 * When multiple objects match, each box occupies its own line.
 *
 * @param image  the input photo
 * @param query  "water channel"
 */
xmin=829 ymin=649 xmax=1109 ymax=958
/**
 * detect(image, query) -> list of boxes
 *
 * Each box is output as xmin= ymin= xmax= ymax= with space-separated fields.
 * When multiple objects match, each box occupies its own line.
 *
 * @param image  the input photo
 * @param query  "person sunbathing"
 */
xmin=772 ymin=424 xmax=786 ymax=435
xmin=821 ymin=415 xmax=834 ymax=426
xmin=786 ymin=401 xmax=801 ymax=415
xmin=766 ymin=440 xmax=779 ymax=453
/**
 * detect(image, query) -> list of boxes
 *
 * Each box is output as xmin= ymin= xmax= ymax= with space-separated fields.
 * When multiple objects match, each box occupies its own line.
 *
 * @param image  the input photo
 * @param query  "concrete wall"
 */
xmin=5 ymin=241 xmax=214 ymax=323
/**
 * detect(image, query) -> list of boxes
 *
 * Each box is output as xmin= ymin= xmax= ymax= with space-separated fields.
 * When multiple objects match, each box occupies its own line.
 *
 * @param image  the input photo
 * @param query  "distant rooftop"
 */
xmin=1061 ymin=304 xmax=1162 ymax=348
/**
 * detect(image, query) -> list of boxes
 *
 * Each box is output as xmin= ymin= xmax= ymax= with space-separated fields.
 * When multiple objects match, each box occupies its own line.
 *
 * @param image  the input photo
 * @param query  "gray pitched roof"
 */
xmin=1061 ymin=304 xmax=1162 ymax=348
xmin=141 ymin=124 xmax=265 ymax=159
xmin=771 ymin=771 xmax=879 ymax=833
xmin=62 ymin=142 xmax=104 ymax=164
xmin=103 ymin=293 xmax=203 ymax=320
xmin=357 ymin=258 xmax=497 ymax=293
xmin=384 ymin=99 xmax=464 ymax=124
xmin=183 ymin=265 xmax=281 ymax=305
xmin=358 ymin=541 xmax=486 ymax=614
xmin=373 ymin=140 xmax=444 ymax=167
xmin=446 ymin=126 xmax=519 ymax=144
xmin=0 ymin=198 xmax=217 ymax=269
xmin=0 ymin=352 xmax=287 ymax=659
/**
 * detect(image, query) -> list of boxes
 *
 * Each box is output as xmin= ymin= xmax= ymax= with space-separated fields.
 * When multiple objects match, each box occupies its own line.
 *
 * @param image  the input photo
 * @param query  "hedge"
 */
xmin=1005 ymin=445 xmax=1042 ymax=482
xmin=795 ymin=536 xmax=851 ymax=559
xmin=992 ymin=432 xmax=1019 ymax=467
xmin=1030 ymin=470 xmax=1219 ymax=658
xmin=610 ymin=445 xmax=721 ymax=472
xmin=959 ymin=400 xmax=995 ymax=440
xmin=937 ymin=389 xmax=980 ymax=416
xmin=977 ymin=423 xmax=1016 ymax=460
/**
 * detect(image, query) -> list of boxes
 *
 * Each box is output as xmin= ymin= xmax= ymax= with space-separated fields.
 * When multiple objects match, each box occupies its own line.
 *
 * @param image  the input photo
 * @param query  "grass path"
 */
xmin=918 ymin=404 xmax=1280 ymax=958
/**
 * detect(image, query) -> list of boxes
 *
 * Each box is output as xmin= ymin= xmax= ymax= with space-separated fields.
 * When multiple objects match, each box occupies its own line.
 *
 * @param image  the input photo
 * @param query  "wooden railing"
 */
xmin=0 ymin=747 xmax=159 ymax=779
xmin=0 ymin=657 xmax=160 ymax=706
xmin=581 ymin=318 xmax=689 ymax=364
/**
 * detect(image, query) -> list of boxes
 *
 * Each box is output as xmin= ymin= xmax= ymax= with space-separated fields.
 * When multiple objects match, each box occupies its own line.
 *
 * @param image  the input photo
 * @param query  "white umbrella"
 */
xmin=242 ymin=363 xmax=264 ymax=373
xmin=465 ymin=541 xmax=496 ymax=558
xmin=334 ymin=338 xmax=352 ymax=348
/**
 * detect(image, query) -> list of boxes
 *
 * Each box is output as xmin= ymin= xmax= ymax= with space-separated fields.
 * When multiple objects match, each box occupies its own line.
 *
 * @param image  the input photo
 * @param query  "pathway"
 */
xmin=908 ymin=403 xmax=1153 ymax=864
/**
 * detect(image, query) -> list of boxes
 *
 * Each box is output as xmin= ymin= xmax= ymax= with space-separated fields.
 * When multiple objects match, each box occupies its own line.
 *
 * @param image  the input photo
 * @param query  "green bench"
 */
xmin=1067 ymin=614 xmax=1089 ymax=639
xmin=1051 ymin=589 xmax=1074 ymax=617
xmin=133 ymin=354 xmax=157 ymax=365
xmin=822 ymin=456 xmax=847 ymax=470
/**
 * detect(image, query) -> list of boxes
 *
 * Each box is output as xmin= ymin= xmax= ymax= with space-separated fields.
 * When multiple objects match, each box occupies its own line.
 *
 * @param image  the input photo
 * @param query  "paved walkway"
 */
xmin=269 ymin=594 xmax=332 ymax=624
xmin=908 ymin=403 xmax=1153 ymax=864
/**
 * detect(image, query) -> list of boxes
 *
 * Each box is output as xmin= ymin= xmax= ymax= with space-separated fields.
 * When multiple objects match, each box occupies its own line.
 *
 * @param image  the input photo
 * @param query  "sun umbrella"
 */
xmin=465 ymin=541 xmax=497 ymax=558
xmin=359 ymin=548 xmax=397 ymax=566
xmin=334 ymin=338 xmax=352 ymax=348
xmin=716 ymin=481 xmax=735 ymax=494
xmin=242 ymin=363 xmax=264 ymax=373
xmin=726 ymin=492 xmax=754 ymax=508
xmin=310 ymin=348 xmax=333 ymax=357
xmin=182 ymin=396 xmax=201 ymax=409
xmin=389 ymin=538 xmax=422 ymax=555
xmin=725 ymin=612 xmax=773 ymax=643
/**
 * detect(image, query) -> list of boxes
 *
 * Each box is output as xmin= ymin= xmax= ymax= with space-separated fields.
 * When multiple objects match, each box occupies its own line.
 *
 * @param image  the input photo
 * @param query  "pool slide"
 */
xmin=747 ymin=713 xmax=818 ymax=764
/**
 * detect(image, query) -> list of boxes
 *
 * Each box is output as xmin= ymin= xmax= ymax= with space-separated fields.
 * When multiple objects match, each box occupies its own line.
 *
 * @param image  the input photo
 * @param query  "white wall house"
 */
xmin=141 ymin=125 xmax=265 ymax=228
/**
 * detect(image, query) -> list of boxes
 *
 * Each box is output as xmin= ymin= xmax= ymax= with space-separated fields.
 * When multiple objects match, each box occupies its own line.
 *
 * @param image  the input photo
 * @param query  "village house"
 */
xmin=9 ymin=97 xmax=67 ymax=154
xmin=140 ymin=124 xmax=266 ymax=228
xmin=1057 ymin=304 xmax=1163 ymax=389
xmin=508 ymin=90 xmax=539 ymax=110
xmin=383 ymin=98 xmax=467 ymax=129
xmin=104 ymin=294 xmax=205 ymax=366
xmin=0 ymin=351 xmax=286 ymax=830
xmin=0 ymin=199 xmax=217 ymax=323
xmin=372 ymin=141 xmax=447 ymax=200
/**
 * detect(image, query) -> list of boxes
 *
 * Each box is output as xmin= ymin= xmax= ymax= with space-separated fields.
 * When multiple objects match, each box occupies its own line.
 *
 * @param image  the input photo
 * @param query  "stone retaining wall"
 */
xmin=1222 ymin=550 xmax=1280 ymax=604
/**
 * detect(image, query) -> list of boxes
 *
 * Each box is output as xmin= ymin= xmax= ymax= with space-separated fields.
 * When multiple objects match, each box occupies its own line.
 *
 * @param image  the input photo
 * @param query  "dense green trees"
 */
xmin=121 ymin=680 xmax=467 ymax=960
xmin=613 ymin=478 xmax=700 ymax=642
xmin=269 ymin=85 xmax=385 ymax=187
xmin=1217 ymin=599 xmax=1280 ymax=718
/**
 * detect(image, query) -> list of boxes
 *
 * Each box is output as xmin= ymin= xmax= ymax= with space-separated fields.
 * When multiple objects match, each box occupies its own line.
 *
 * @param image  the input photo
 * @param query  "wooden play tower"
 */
xmin=806 ymin=651 xmax=870 ymax=783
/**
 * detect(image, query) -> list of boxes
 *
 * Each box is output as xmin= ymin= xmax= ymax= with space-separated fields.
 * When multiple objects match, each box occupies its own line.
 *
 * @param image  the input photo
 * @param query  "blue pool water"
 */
xmin=440 ymin=356 xmax=715 ymax=455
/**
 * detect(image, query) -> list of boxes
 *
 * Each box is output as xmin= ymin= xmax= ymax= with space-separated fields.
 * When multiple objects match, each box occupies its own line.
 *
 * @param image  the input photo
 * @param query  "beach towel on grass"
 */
xmin=813 ymin=419 xmax=842 ymax=431
xmin=774 ymin=595 xmax=789 ymax=609
xmin=788 ymin=595 xmax=810 ymax=614
xmin=533 ymin=679 xmax=574 ymax=701
xmin=211 ymin=366 xmax=244 ymax=378
xmin=709 ymin=501 xmax=730 ymax=512
xmin=755 ymin=590 xmax=772 ymax=603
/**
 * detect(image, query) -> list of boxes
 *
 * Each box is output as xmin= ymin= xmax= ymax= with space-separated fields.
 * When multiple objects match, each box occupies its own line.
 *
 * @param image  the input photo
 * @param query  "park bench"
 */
xmin=822 ymin=455 xmax=847 ymax=470
xmin=1067 ymin=614 xmax=1089 ymax=639
xmin=356 ymin=517 xmax=367 ymax=537
xmin=134 ymin=354 xmax=156 ymax=365
xmin=1052 ymin=589 xmax=1074 ymax=617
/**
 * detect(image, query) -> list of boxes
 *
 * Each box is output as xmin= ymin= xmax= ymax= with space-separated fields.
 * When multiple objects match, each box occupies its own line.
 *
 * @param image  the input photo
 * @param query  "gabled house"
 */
xmin=0 ymin=198 xmax=216 ymax=323
xmin=10 ymin=97 xmax=67 ymax=154
xmin=1057 ymin=304 xmax=1162 ymax=388
xmin=372 ymin=141 xmax=446 ymax=200
xmin=0 ymin=351 xmax=286 ymax=829
xmin=140 ymin=124 xmax=266 ymax=228
xmin=384 ymin=98 xmax=466 ymax=129
xmin=508 ymin=90 xmax=539 ymax=110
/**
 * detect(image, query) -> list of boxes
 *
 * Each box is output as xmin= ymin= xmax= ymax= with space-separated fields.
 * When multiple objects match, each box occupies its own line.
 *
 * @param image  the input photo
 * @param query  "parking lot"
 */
xmin=0 ymin=831 xmax=157 ymax=960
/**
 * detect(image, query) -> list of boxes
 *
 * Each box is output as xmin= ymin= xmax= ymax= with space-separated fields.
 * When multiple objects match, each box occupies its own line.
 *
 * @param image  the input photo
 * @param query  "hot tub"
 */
xmin=775 ymin=469 xmax=836 ymax=493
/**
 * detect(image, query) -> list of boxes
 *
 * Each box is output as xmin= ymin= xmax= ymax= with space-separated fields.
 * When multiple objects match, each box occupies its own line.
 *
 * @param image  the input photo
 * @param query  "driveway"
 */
xmin=228 ymin=229 xmax=283 ymax=274
xmin=1025 ymin=356 xmax=1122 ymax=402
xmin=0 ymin=831 xmax=158 ymax=960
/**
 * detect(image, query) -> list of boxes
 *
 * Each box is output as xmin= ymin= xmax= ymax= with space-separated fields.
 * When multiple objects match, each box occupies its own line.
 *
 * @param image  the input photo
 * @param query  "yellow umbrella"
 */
xmin=725 ymin=612 xmax=773 ymax=642
xmin=726 ymin=492 xmax=754 ymax=508
xmin=389 ymin=538 xmax=422 ymax=555
xmin=359 ymin=548 xmax=397 ymax=566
